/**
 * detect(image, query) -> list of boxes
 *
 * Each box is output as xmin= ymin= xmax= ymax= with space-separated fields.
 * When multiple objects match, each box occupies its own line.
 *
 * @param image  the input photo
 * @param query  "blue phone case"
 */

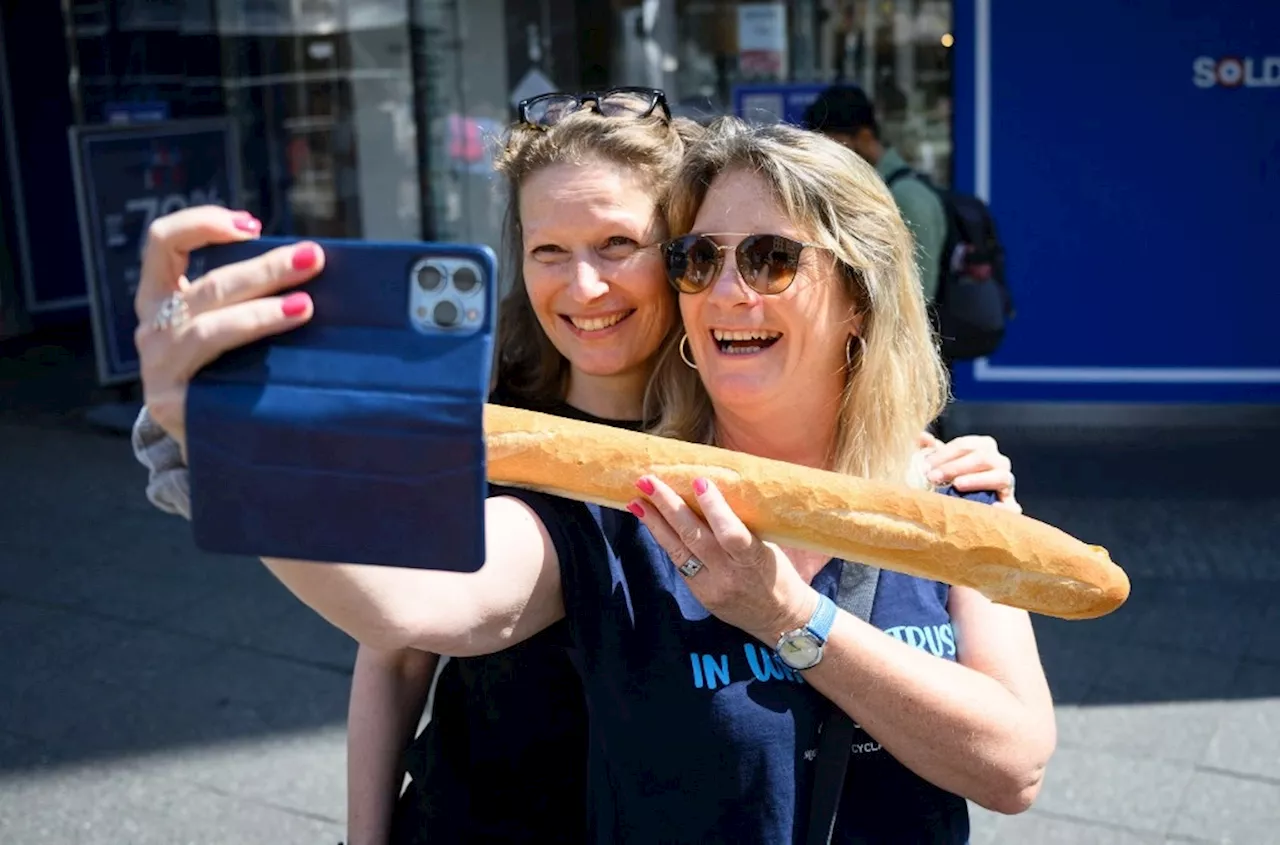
xmin=184 ymin=236 xmax=496 ymax=572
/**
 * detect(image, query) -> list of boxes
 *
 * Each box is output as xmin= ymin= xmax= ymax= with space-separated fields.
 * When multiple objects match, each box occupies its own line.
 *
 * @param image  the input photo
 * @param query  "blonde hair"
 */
xmin=490 ymin=110 xmax=704 ymax=409
xmin=645 ymin=117 xmax=948 ymax=484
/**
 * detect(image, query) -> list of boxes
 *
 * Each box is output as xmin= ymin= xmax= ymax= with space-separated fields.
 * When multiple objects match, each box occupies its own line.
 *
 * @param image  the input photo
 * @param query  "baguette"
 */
xmin=483 ymin=404 xmax=1129 ymax=620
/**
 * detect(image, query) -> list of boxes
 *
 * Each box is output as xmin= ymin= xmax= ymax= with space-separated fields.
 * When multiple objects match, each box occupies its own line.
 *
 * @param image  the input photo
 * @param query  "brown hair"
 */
xmin=646 ymin=117 xmax=948 ymax=484
xmin=490 ymin=110 xmax=704 ymax=409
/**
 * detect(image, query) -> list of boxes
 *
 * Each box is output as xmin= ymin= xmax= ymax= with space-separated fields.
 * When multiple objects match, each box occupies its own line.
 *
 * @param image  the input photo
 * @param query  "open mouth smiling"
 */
xmin=563 ymin=310 xmax=635 ymax=334
xmin=711 ymin=328 xmax=783 ymax=355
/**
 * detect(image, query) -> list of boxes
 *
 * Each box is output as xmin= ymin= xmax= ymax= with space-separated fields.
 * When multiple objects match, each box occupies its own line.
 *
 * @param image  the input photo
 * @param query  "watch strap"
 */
xmin=806 ymin=593 xmax=838 ymax=644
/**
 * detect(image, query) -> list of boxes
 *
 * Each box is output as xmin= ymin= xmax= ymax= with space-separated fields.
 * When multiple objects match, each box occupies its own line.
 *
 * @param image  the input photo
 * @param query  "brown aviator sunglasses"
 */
xmin=662 ymin=233 xmax=834 ymax=295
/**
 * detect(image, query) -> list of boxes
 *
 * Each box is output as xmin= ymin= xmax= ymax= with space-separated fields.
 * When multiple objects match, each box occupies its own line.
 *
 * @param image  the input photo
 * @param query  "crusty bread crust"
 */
xmin=483 ymin=404 xmax=1129 ymax=620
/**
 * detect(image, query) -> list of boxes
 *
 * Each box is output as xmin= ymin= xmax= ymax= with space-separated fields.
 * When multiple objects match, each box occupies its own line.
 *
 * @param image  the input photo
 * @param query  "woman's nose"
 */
xmin=567 ymin=258 xmax=610 ymax=301
xmin=706 ymin=248 xmax=757 ymax=304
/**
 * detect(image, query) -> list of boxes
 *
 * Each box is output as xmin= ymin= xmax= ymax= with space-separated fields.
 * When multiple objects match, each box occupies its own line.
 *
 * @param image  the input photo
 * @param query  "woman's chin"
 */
xmin=702 ymin=372 xmax=780 ymax=413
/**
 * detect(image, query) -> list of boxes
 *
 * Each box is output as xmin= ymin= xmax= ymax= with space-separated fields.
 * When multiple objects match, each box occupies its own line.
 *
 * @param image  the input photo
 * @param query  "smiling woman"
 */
xmin=672 ymin=170 xmax=862 ymax=445
xmin=487 ymin=110 xmax=704 ymax=425
xmin=517 ymin=158 xmax=674 ymax=404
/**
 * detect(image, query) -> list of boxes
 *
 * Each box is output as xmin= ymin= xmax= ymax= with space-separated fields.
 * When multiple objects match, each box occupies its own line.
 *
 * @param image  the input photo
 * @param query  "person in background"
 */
xmin=802 ymin=84 xmax=947 ymax=306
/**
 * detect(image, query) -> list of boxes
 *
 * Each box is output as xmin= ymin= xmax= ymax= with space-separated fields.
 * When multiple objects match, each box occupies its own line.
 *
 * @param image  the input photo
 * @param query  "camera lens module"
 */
xmin=416 ymin=264 xmax=445 ymax=292
xmin=433 ymin=300 xmax=461 ymax=328
xmin=453 ymin=266 xmax=481 ymax=295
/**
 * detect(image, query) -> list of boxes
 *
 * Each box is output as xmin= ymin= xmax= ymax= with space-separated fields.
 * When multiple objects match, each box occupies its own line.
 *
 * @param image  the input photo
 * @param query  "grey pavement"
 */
xmin=1 ymin=357 xmax=1279 ymax=842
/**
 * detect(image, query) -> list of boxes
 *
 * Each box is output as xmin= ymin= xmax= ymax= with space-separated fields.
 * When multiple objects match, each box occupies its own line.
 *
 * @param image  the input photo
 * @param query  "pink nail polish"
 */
xmin=626 ymin=502 xmax=645 ymax=519
xmin=635 ymin=477 xmax=655 ymax=496
xmin=693 ymin=478 xmax=708 ymax=496
xmin=292 ymin=244 xmax=319 ymax=271
xmin=281 ymin=292 xmax=311 ymax=318
xmin=232 ymin=211 xmax=261 ymax=233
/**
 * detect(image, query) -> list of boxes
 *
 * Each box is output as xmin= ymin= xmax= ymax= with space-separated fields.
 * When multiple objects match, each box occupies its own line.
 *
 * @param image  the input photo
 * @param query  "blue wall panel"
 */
xmin=950 ymin=0 xmax=1280 ymax=403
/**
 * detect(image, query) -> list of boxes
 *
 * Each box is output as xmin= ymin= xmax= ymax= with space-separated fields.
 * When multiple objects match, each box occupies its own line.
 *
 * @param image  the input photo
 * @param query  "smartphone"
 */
xmin=184 ymin=236 xmax=496 ymax=572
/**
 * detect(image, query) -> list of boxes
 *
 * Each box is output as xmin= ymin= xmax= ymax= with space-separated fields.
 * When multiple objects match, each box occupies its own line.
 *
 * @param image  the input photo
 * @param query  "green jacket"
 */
xmin=877 ymin=147 xmax=947 ymax=302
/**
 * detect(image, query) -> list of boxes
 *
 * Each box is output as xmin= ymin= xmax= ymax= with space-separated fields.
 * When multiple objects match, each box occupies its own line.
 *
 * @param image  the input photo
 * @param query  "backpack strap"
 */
xmin=884 ymin=165 xmax=916 ymax=188
xmin=805 ymin=562 xmax=882 ymax=845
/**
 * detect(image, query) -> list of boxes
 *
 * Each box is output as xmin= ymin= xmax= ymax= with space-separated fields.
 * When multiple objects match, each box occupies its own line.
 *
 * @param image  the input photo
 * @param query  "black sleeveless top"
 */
xmin=392 ymin=390 xmax=642 ymax=844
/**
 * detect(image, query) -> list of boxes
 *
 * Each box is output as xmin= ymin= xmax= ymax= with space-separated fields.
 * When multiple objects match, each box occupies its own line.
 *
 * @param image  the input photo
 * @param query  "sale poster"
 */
xmin=69 ymin=118 xmax=241 ymax=384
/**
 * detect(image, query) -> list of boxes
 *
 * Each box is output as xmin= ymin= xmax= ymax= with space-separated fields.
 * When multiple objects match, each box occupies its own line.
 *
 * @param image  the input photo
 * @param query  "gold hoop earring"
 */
xmin=846 ymin=335 xmax=863 ymax=369
xmin=679 ymin=333 xmax=697 ymax=369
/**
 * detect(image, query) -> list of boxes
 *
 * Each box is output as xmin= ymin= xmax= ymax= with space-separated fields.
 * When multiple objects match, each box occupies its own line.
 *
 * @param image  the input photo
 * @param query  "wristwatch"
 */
xmin=774 ymin=594 xmax=838 ymax=671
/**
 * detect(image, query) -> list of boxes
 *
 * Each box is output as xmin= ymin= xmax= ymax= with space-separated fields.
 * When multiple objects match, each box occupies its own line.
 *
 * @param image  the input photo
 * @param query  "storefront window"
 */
xmin=64 ymin=0 xmax=426 ymax=241
xmin=652 ymin=0 xmax=954 ymax=186
xmin=215 ymin=1 xmax=422 ymax=240
xmin=59 ymin=0 xmax=954 ymax=257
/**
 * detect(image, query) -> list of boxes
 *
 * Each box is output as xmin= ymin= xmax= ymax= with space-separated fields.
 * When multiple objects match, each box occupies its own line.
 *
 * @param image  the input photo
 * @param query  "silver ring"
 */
xmin=1007 ymin=473 xmax=1017 ymax=498
xmin=152 ymin=292 xmax=190 ymax=331
xmin=677 ymin=557 xmax=703 ymax=579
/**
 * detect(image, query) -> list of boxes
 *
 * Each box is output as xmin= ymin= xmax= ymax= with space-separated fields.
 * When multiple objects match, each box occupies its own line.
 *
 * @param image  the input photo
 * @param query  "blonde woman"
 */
xmin=130 ymin=114 xmax=1043 ymax=843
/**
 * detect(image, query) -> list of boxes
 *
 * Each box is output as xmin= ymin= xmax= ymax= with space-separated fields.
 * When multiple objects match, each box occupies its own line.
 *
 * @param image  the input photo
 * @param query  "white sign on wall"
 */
xmin=738 ymin=3 xmax=788 ymax=79
xmin=1192 ymin=55 xmax=1280 ymax=88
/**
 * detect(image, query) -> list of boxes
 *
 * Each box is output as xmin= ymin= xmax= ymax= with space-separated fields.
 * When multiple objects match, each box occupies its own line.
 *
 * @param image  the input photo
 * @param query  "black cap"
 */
xmin=801 ymin=85 xmax=879 ymax=137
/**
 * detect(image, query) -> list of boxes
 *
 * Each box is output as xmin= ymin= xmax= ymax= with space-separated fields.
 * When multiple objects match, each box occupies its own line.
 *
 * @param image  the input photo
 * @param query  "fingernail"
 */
xmin=281 ymin=292 xmax=311 ymax=318
xmin=927 ymin=469 xmax=944 ymax=484
xmin=693 ymin=478 xmax=708 ymax=496
xmin=626 ymin=502 xmax=645 ymax=519
xmin=635 ymin=477 xmax=655 ymax=496
xmin=232 ymin=211 xmax=261 ymax=233
xmin=292 ymin=243 xmax=319 ymax=271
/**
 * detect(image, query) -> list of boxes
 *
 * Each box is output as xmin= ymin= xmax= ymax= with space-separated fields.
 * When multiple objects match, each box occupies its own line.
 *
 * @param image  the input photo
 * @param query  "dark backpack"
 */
xmin=886 ymin=167 xmax=1014 ymax=361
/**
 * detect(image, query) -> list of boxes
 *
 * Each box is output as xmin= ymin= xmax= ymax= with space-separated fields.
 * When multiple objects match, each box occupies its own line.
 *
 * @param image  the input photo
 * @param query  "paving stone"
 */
xmin=139 ymin=727 xmax=349 ymax=824
xmin=1090 ymin=644 xmax=1240 ymax=705
xmin=1032 ymin=746 xmax=1195 ymax=833
xmin=1121 ymin=582 xmax=1259 ymax=659
xmin=992 ymin=810 xmax=1167 ymax=844
xmin=0 ymin=597 xmax=142 ymax=677
xmin=1168 ymin=769 xmax=1280 ymax=844
xmin=155 ymin=570 xmax=356 ymax=671
xmin=1201 ymin=661 xmax=1280 ymax=781
xmin=0 ymin=759 xmax=343 ymax=845
xmin=1243 ymin=591 xmax=1280 ymax=666
xmin=1055 ymin=699 xmax=1224 ymax=765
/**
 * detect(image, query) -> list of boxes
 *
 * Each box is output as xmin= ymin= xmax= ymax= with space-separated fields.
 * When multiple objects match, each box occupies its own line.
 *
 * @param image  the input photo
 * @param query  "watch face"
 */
xmin=778 ymin=632 xmax=822 ymax=670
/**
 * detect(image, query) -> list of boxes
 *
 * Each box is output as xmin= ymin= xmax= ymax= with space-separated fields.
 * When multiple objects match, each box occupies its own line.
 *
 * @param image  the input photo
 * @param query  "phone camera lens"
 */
xmin=453 ymin=266 xmax=480 ymax=294
xmin=433 ymin=300 xmax=461 ymax=328
xmin=417 ymin=264 xmax=445 ymax=292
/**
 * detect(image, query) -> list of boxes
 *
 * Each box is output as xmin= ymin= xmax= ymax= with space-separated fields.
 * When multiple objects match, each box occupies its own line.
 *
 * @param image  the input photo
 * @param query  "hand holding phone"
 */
xmin=183 ymin=237 xmax=497 ymax=573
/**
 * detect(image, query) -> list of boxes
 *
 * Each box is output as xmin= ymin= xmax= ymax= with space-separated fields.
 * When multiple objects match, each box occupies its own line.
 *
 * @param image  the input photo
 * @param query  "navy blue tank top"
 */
xmin=499 ymin=486 xmax=991 ymax=844
xmin=396 ymin=394 xmax=642 ymax=844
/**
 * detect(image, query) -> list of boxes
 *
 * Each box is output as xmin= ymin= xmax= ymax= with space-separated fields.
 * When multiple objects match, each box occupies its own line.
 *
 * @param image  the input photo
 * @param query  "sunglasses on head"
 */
xmin=517 ymin=87 xmax=670 ymax=129
xmin=662 ymin=233 xmax=829 ymax=295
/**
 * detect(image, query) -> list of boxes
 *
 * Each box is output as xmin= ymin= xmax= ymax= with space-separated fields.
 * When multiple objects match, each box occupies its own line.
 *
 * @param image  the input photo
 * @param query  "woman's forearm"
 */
xmin=346 ymin=645 xmax=439 ymax=845
xmin=260 ymin=494 xmax=565 ymax=655
xmin=802 ymin=612 xmax=1056 ymax=814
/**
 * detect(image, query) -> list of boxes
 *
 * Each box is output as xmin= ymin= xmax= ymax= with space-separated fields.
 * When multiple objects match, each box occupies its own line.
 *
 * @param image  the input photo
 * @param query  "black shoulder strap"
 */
xmin=805 ymin=562 xmax=881 ymax=845
xmin=884 ymin=165 xmax=916 ymax=187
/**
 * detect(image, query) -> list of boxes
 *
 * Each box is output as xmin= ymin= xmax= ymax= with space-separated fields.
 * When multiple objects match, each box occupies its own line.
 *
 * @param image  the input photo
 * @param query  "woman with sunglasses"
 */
xmin=370 ymin=94 xmax=1015 ymax=845
xmin=132 ymin=99 xmax=1029 ymax=839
